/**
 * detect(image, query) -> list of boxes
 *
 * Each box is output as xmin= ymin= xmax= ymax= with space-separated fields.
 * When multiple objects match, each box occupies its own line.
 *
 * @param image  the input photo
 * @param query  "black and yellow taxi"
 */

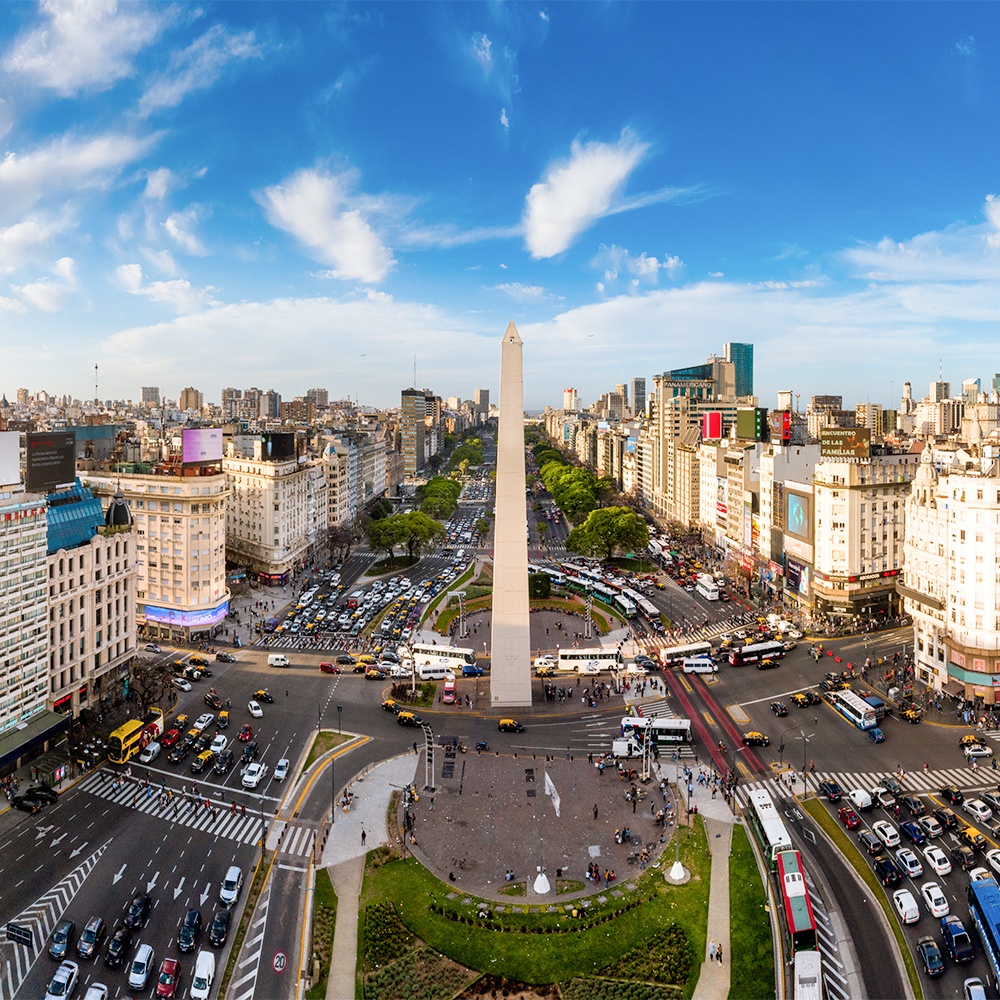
xmin=742 ymin=731 xmax=770 ymax=747
xmin=365 ymin=667 xmax=386 ymax=680
xmin=960 ymin=734 xmax=986 ymax=748
xmin=174 ymin=714 xmax=189 ymax=730
xmin=535 ymin=663 xmax=555 ymax=677
xmin=382 ymin=698 xmax=401 ymax=714
xmin=217 ymin=710 xmax=229 ymax=729
xmin=790 ymin=693 xmax=810 ymax=708
xmin=498 ymin=718 xmax=524 ymax=733
xmin=959 ymin=825 xmax=987 ymax=851
xmin=901 ymin=707 xmax=922 ymax=723
xmin=397 ymin=711 xmax=423 ymax=727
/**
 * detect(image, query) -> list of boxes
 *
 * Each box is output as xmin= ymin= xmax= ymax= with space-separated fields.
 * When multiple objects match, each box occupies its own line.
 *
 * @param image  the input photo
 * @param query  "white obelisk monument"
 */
xmin=490 ymin=321 xmax=532 ymax=707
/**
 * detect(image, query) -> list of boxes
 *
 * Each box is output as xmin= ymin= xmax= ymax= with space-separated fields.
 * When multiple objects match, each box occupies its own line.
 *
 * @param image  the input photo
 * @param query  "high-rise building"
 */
xmin=16 ymin=388 xmax=28 ymax=405
xmin=400 ymin=388 xmax=428 ymax=476
xmin=473 ymin=388 xmax=490 ymax=422
xmin=962 ymin=378 xmax=981 ymax=402
xmin=630 ymin=377 xmax=646 ymax=416
xmin=141 ymin=386 xmax=161 ymax=408
xmin=930 ymin=379 xmax=951 ymax=402
xmin=179 ymin=387 xmax=204 ymax=412
xmin=306 ymin=388 xmax=329 ymax=409
xmin=563 ymin=388 xmax=578 ymax=411
xmin=259 ymin=389 xmax=281 ymax=420
xmin=724 ymin=342 xmax=754 ymax=398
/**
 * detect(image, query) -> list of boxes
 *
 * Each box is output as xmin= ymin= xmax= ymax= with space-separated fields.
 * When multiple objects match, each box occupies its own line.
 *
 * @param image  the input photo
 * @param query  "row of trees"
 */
xmin=366 ymin=509 xmax=445 ymax=563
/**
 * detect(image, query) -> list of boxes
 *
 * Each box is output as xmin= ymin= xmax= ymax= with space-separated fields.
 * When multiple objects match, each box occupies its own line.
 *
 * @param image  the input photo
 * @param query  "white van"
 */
xmin=848 ymin=788 xmax=872 ymax=812
xmin=190 ymin=949 xmax=216 ymax=1000
xmin=138 ymin=741 xmax=161 ymax=763
xmin=417 ymin=662 xmax=450 ymax=681
xmin=268 ymin=654 xmax=290 ymax=668
xmin=682 ymin=657 xmax=718 ymax=674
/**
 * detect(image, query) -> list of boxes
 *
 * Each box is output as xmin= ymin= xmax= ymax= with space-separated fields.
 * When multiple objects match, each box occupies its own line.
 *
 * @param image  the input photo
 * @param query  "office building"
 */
xmin=179 ymin=387 xmax=204 ymax=412
xmin=630 ymin=377 xmax=646 ymax=417
xmin=140 ymin=386 xmax=161 ymax=408
xmin=473 ymin=388 xmax=490 ymax=422
xmin=306 ymin=388 xmax=329 ymax=409
xmin=724 ymin=342 xmax=754 ymax=398
xmin=400 ymin=388 xmax=428 ymax=477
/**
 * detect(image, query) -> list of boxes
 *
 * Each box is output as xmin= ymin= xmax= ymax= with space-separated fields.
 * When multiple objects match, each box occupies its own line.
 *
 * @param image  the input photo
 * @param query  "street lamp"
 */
xmin=337 ymin=704 xmax=343 ymax=735
xmin=796 ymin=721 xmax=817 ymax=797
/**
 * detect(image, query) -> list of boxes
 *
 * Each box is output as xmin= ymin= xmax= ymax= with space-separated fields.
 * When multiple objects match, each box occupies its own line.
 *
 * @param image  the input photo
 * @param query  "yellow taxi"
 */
xmin=535 ymin=664 xmax=555 ymax=677
xmin=742 ymin=731 xmax=770 ymax=746
xmin=217 ymin=710 xmax=229 ymax=729
xmin=789 ymin=693 xmax=809 ymax=708
xmin=174 ymin=714 xmax=189 ymax=731
xmin=357 ymin=654 xmax=376 ymax=665
xmin=382 ymin=698 xmax=400 ymax=714
xmin=960 ymin=734 xmax=987 ymax=748
xmin=960 ymin=826 xmax=987 ymax=850
xmin=365 ymin=667 xmax=386 ymax=680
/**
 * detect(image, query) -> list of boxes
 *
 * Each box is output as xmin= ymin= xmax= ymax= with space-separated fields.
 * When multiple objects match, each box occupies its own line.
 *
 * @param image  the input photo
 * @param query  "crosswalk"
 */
xmin=732 ymin=765 xmax=998 ymax=810
xmin=78 ymin=773 xmax=319 ymax=858
xmin=802 ymin=866 xmax=851 ymax=1000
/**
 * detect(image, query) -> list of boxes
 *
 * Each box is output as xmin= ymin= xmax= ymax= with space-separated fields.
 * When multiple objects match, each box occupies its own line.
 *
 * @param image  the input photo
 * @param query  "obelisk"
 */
xmin=490 ymin=321 xmax=532 ymax=706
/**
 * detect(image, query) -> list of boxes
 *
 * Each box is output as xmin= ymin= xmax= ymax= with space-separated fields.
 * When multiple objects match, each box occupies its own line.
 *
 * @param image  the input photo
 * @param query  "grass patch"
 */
xmin=728 ymin=824 xmax=774 ymax=999
xmin=305 ymin=867 xmax=338 ymax=1000
xmin=220 ymin=850 xmax=273 ymax=997
xmin=362 ymin=947 xmax=476 ymax=1000
xmin=556 ymin=879 xmax=585 ymax=895
xmin=368 ymin=554 xmax=420 ymax=575
xmin=360 ymin=818 xmax=710 ymax=989
xmin=804 ymin=799 xmax=922 ymax=997
xmin=389 ymin=681 xmax=436 ymax=708
xmin=304 ymin=730 xmax=354 ymax=772
xmin=499 ymin=881 xmax=526 ymax=896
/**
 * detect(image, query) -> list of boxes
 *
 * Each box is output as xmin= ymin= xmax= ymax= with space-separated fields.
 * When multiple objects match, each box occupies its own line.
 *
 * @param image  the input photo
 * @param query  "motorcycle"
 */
xmin=475 ymin=741 xmax=489 ymax=753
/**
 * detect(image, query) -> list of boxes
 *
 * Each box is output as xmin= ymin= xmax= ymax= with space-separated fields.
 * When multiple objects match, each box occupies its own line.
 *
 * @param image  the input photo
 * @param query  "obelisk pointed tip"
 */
xmin=503 ymin=320 xmax=522 ymax=345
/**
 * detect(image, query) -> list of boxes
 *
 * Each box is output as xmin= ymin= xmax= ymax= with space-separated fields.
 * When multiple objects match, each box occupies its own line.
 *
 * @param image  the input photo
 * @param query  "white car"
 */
xmin=144 ymin=643 xmax=162 ymax=653
xmin=219 ymin=864 xmax=243 ymax=906
xmin=128 ymin=944 xmax=155 ymax=990
xmin=894 ymin=848 xmax=923 ymax=878
xmin=209 ymin=735 xmax=227 ymax=756
xmin=965 ymin=744 xmax=994 ymax=759
xmin=965 ymin=799 xmax=994 ymax=823
xmin=788 ymin=629 xmax=803 ymax=639
xmin=273 ymin=758 xmax=290 ymax=782
xmin=577 ymin=662 xmax=602 ymax=676
xmin=985 ymin=848 xmax=1000 ymax=876
xmin=248 ymin=700 xmax=263 ymax=719
xmin=965 ymin=978 xmax=988 ymax=1000
xmin=892 ymin=888 xmax=920 ymax=925
xmin=923 ymin=845 xmax=952 ymax=876
xmin=872 ymin=820 xmax=900 ymax=848
xmin=172 ymin=677 xmax=192 ymax=693
xmin=194 ymin=713 xmax=215 ymax=731
xmin=920 ymin=881 xmax=950 ymax=918
xmin=138 ymin=742 xmax=161 ymax=764
xmin=83 ymin=986 xmax=110 ymax=1000
xmin=45 ymin=961 xmax=79 ymax=1000
xmin=389 ymin=664 xmax=412 ymax=679
xmin=970 ymin=867 xmax=994 ymax=882
xmin=242 ymin=762 xmax=268 ymax=788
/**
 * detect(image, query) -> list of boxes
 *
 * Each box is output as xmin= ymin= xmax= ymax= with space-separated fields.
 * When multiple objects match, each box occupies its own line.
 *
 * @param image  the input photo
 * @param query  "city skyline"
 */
xmin=2 ymin=2 xmax=1000 ymax=410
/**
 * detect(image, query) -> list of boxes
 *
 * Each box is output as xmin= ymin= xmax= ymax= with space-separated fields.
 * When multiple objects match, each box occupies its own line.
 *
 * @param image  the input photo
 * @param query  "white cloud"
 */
xmin=523 ymin=130 xmax=652 ymax=259
xmin=144 ymin=168 xmax=177 ymax=200
xmin=140 ymin=246 xmax=177 ymax=276
xmin=114 ymin=261 xmax=217 ymax=312
xmin=0 ymin=213 xmax=73 ymax=272
xmin=12 ymin=255 xmax=77 ymax=311
xmin=492 ymin=282 xmax=549 ymax=303
xmin=0 ymin=131 xmax=159 ymax=224
xmin=3 ymin=0 xmax=168 ymax=96
xmin=138 ymin=24 xmax=262 ymax=117
xmin=500 ymin=107 xmax=510 ymax=131
xmin=591 ymin=244 xmax=684 ymax=288
xmin=539 ymin=10 xmax=550 ymax=21
xmin=472 ymin=33 xmax=493 ymax=72
xmin=164 ymin=208 xmax=207 ymax=255
xmin=256 ymin=168 xmax=396 ymax=283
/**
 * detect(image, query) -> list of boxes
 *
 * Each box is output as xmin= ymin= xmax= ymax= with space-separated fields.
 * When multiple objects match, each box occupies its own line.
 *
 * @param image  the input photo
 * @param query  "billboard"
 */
xmin=182 ymin=427 xmax=224 ymax=464
xmin=702 ymin=411 xmax=723 ymax=440
xmin=785 ymin=556 xmax=810 ymax=596
xmin=25 ymin=431 xmax=76 ymax=492
xmin=715 ymin=477 xmax=728 ymax=526
xmin=143 ymin=600 xmax=229 ymax=629
xmin=785 ymin=488 xmax=812 ymax=543
xmin=736 ymin=407 xmax=767 ymax=441
xmin=261 ymin=432 xmax=295 ymax=461
xmin=0 ymin=431 xmax=19 ymax=487
xmin=821 ymin=426 xmax=872 ymax=458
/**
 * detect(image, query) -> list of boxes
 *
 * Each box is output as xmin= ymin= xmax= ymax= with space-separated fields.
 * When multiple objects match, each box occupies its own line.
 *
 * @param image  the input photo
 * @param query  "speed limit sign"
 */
xmin=273 ymin=951 xmax=286 ymax=973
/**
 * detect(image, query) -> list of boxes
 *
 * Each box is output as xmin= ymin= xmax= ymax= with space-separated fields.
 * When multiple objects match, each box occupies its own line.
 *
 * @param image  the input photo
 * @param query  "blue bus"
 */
xmin=967 ymin=877 xmax=1000 ymax=982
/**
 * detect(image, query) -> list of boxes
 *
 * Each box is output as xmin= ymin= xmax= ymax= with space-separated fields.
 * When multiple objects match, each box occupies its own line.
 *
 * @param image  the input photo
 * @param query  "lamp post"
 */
xmin=796 ymin=721 xmax=817 ymax=798
xmin=337 ymin=704 xmax=343 ymax=735
xmin=777 ymin=724 xmax=799 ymax=768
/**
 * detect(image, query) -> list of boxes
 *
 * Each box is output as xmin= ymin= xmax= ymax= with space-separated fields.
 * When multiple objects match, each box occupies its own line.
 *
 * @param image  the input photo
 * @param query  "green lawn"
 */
xmin=304 ymin=731 xmax=354 ymax=771
xmin=359 ymin=818 xmax=711 ymax=990
xmin=306 ymin=867 xmax=338 ymax=1000
xmin=728 ymin=824 xmax=774 ymax=999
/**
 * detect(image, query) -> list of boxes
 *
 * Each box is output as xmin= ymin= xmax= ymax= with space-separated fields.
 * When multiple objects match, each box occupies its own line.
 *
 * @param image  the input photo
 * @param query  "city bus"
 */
xmin=968 ymin=877 xmax=1000 ymax=984
xmin=407 ymin=643 xmax=477 ymax=671
xmin=792 ymin=951 xmax=823 ymax=1000
xmin=831 ymin=690 xmax=877 ymax=730
xmin=108 ymin=708 xmax=165 ymax=765
xmin=728 ymin=640 xmax=786 ymax=667
xmin=614 ymin=593 xmax=637 ymax=617
xmin=556 ymin=648 xmax=623 ymax=673
xmin=659 ymin=640 xmax=714 ymax=667
xmin=776 ymin=851 xmax=818 ymax=953
xmin=695 ymin=575 xmax=720 ymax=601
xmin=619 ymin=716 xmax=692 ymax=748
xmin=745 ymin=788 xmax=794 ymax=870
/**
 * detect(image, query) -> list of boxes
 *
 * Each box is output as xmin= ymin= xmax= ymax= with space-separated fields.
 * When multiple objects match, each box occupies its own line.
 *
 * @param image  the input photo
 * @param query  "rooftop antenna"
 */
xmin=94 ymin=363 xmax=98 ymax=406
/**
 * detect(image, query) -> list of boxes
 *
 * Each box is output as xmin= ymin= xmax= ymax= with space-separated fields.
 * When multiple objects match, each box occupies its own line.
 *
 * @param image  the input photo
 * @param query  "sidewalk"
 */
xmin=322 ymin=754 xmax=418 ymax=1000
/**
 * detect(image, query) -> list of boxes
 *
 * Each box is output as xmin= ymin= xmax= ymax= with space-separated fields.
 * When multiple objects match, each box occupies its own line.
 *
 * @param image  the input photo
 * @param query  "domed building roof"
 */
xmin=105 ymin=484 xmax=133 ymax=528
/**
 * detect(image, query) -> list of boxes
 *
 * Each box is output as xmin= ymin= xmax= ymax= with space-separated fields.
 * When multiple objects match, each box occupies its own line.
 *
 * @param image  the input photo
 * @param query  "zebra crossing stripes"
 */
xmin=268 ymin=817 xmax=319 ymax=858
xmin=78 ymin=773 xmax=266 ymax=846
xmin=0 ymin=840 xmax=109 ymax=1000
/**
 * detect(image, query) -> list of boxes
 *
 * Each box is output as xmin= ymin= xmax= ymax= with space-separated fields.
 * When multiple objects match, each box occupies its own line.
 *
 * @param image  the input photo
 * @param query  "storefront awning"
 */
xmin=0 ymin=711 xmax=71 ymax=773
xmin=941 ymin=679 xmax=964 ymax=698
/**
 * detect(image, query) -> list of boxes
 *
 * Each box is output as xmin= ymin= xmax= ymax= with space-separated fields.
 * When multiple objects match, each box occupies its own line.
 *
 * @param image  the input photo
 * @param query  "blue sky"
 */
xmin=2 ymin=2 xmax=1000 ymax=412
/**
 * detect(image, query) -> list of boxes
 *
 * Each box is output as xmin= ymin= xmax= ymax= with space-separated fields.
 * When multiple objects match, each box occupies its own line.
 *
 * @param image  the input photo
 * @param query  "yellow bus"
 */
xmin=108 ymin=708 xmax=165 ymax=765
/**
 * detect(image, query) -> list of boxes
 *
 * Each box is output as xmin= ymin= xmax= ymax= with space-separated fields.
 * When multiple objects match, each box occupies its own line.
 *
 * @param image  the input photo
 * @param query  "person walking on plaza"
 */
xmin=708 ymin=940 xmax=716 ymax=962
xmin=717 ymin=944 xmax=723 ymax=964
xmin=361 ymin=829 xmax=367 ymax=847
xmin=593 ymin=804 xmax=598 ymax=820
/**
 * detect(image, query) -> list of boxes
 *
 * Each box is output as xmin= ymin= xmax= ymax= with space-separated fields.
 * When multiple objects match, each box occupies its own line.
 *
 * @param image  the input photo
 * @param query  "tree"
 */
xmin=369 ymin=498 xmax=393 ymax=520
xmin=131 ymin=657 xmax=173 ymax=715
xmin=566 ymin=506 xmax=649 ymax=562
xmin=366 ymin=516 xmax=407 ymax=563
xmin=399 ymin=510 xmax=445 ymax=560
xmin=320 ymin=524 xmax=354 ymax=562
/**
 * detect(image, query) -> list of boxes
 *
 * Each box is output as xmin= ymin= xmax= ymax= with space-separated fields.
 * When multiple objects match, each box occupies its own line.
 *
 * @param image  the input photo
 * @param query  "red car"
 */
xmin=319 ymin=662 xmax=341 ymax=674
xmin=238 ymin=724 xmax=254 ymax=742
xmin=155 ymin=956 xmax=181 ymax=998
xmin=160 ymin=728 xmax=181 ymax=748
xmin=838 ymin=807 xmax=861 ymax=830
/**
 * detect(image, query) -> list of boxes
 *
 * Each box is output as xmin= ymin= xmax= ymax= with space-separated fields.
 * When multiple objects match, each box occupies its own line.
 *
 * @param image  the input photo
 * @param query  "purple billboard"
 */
xmin=143 ymin=600 xmax=229 ymax=628
xmin=182 ymin=427 xmax=224 ymax=464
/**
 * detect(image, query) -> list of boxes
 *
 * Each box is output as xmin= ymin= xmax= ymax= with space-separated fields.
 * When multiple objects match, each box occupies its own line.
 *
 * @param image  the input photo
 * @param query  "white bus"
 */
xmin=659 ymin=640 xmax=714 ymax=666
xmin=695 ymin=575 xmax=719 ymax=601
xmin=557 ymin=648 xmax=623 ymax=674
xmin=416 ymin=661 xmax=451 ymax=681
xmin=406 ymin=643 xmax=476 ymax=672
xmin=620 ymin=716 xmax=692 ymax=747
xmin=682 ymin=657 xmax=718 ymax=674
xmin=792 ymin=951 xmax=823 ymax=1000
xmin=831 ymin=689 xmax=877 ymax=730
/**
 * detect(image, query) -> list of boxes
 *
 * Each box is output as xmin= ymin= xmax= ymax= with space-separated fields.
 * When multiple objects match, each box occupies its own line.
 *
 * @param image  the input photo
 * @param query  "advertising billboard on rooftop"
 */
xmin=25 ymin=431 xmax=76 ymax=492
xmin=181 ymin=427 xmax=223 ymax=464
xmin=0 ymin=431 xmax=19 ymax=488
xmin=262 ymin=432 xmax=295 ymax=461
xmin=820 ymin=426 xmax=871 ymax=458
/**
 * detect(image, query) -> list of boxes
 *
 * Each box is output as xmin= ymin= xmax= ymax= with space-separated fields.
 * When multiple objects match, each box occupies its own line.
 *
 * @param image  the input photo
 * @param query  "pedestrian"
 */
xmin=594 ymin=804 xmax=599 ymax=820
xmin=717 ymin=944 xmax=723 ymax=964
xmin=241 ymin=804 xmax=246 ymax=816
xmin=413 ymin=742 xmax=418 ymax=754
xmin=709 ymin=940 xmax=716 ymax=961
xmin=361 ymin=829 xmax=367 ymax=847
